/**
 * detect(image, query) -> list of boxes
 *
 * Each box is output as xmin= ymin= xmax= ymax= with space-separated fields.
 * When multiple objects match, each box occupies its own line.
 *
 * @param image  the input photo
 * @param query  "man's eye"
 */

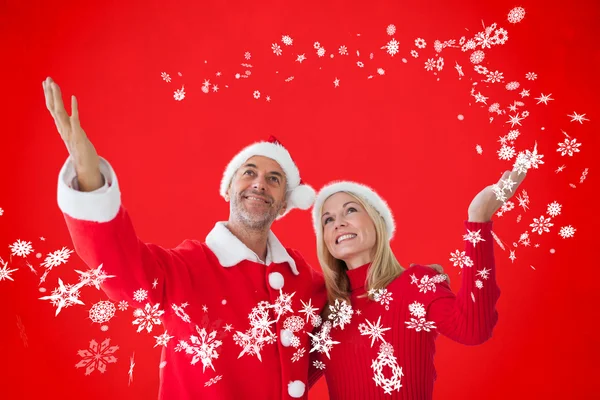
xmin=269 ymin=176 xmax=280 ymax=184
xmin=244 ymin=170 xmax=255 ymax=176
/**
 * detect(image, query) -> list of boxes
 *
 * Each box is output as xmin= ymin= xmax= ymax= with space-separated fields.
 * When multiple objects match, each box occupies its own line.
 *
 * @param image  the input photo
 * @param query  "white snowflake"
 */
xmin=386 ymin=24 xmax=396 ymax=36
xmin=316 ymin=47 xmax=326 ymax=57
xmin=338 ymin=45 xmax=348 ymax=55
xmin=154 ymin=330 xmax=175 ymax=347
xmin=405 ymin=313 xmax=436 ymax=332
xmin=39 ymin=278 xmax=85 ymax=316
xmin=411 ymin=49 xmax=419 ymax=58
xmin=89 ymin=301 xmax=116 ymax=324
xmin=568 ymin=112 xmax=589 ymax=124
xmin=358 ymin=316 xmax=391 ymax=347
xmin=173 ymin=86 xmax=185 ymax=101
xmin=557 ymin=138 xmax=581 ymax=156
xmin=508 ymin=7 xmax=526 ymax=23
xmin=476 ymin=267 xmax=491 ymax=280
xmin=414 ymin=38 xmax=426 ymax=48
xmin=175 ymin=326 xmax=222 ymax=372
xmin=449 ymin=250 xmax=473 ymax=268
xmin=298 ymin=298 xmax=319 ymax=323
xmin=559 ymin=225 xmax=576 ymax=238
xmin=271 ymin=43 xmax=282 ymax=56
xmin=244 ymin=51 xmax=251 ymax=60
xmin=497 ymin=145 xmax=516 ymax=160
xmin=132 ymin=303 xmax=164 ymax=333
xmin=310 ymin=360 xmax=325 ymax=371
xmin=133 ymin=289 xmax=148 ymax=302
xmin=475 ymin=280 xmax=484 ymax=289
xmin=408 ymin=301 xmax=426 ymax=318
xmin=470 ymin=50 xmax=485 ymax=64
xmin=160 ymin=72 xmax=171 ymax=82
xmin=485 ymin=70 xmax=504 ymax=83
xmin=546 ymin=201 xmax=562 ymax=217
xmin=204 ymin=375 xmax=223 ymax=387
xmin=172 ymin=302 xmax=191 ymax=323
xmin=308 ymin=321 xmax=339 ymax=359
xmin=10 ymin=239 xmax=33 ymax=257
xmin=525 ymin=72 xmax=537 ymax=80
xmin=424 ymin=58 xmax=436 ymax=71
xmin=74 ymin=264 xmax=115 ymax=290
xmin=75 ymin=338 xmax=118 ymax=375
xmin=281 ymin=35 xmax=293 ymax=46
xmin=0 ymin=258 xmax=18 ymax=282
xmin=463 ymin=229 xmax=486 ymax=246
xmin=118 ymin=300 xmax=129 ymax=311
xmin=506 ymin=81 xmax=520 ymax=91
xmin=371 ymin=343 xmax=403 ymax=394
xmin=410 ymin=273 xmax=446 ymax=294
xmin=328 ymin=299 xmax=354 ymax=329
xmin=382 ymin=39 xmax=399 ymax=56
xmin=253 ymin=90 xmax=261 ymax=99
xmin=369 ymin=288 xmax=393 ymax=310
xmin=530 ymin=215 xmax=554 ymax=235
xmin=291 ymin=347 xmax=305 ymax=362
xmin=283 ymin=316 xmax=305 ymax=333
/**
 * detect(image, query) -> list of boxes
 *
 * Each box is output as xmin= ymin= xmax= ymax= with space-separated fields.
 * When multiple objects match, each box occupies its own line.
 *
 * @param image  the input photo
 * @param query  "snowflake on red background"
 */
xmin=89 ymin=301 xmax=116 ymax=324
xmin=175 ymin=325 xmax=222 ymax=372
xmin=0 ymin=257 xmax=18 ymax=282
xmin=41 ymin=247 xmax=73 ymax=269
xmin=132 ymin=303 xmax=164 ymax=333
xmin=9 ymin=239 xmax=33 ymax=257
xmin=75 ymin=338 xmax=119 ymax=375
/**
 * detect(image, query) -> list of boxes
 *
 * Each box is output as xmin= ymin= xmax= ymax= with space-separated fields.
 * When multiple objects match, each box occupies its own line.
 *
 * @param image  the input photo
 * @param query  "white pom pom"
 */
xmin=289 ymin=184 xmax=316 ymax=210
xmin=287 ymin=380 xmax=306 ymax=398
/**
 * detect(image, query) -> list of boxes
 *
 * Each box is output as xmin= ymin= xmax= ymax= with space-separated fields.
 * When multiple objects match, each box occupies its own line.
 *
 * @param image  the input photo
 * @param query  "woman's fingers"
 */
xmin=71 ymin=95 xmax=80 ymax=127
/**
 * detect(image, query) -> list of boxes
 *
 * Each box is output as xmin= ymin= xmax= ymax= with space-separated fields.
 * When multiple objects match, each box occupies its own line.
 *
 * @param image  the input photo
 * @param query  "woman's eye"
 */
xmin=323 ymin=217 xmax=333 ymax=225
xmin=347 ymin=207 xmax=357 ymax=213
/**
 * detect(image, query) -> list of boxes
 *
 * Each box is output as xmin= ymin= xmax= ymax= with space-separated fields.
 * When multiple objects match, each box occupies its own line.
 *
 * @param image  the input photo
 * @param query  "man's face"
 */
xmin=226 ymin=156 xmax=288 ymax=230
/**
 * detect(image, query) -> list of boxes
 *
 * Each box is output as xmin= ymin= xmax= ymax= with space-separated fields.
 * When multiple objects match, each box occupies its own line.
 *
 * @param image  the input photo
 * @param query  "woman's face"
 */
xmin=321 ymin=192 xmax=377 ymax=269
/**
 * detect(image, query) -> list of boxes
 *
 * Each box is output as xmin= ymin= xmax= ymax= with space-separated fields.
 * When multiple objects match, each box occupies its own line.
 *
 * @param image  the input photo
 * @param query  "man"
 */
xmin=43 ymin=76 xmax=327 ymax=399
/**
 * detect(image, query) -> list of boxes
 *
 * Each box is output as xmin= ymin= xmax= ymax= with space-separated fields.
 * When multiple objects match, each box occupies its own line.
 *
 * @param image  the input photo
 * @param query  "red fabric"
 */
xmin=310 ymin=221 xmax=498 ymax=399
xmin=63 ymin=206 xmax=327 ymax=400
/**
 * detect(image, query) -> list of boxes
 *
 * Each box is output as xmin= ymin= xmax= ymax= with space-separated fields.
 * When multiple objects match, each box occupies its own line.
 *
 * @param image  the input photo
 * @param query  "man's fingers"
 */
xmin=71 ymin=95 xmax=80 ymax=125
xmin=50 ymin=80 xmax=72 ymax=128
xmin=43 ymin=79 xmax=55 ymax=112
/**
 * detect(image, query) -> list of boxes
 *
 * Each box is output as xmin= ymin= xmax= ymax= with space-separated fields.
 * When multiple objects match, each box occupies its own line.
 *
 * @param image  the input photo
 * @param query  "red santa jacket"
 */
xmin=57 ymin=156 xmax=328 ymax=400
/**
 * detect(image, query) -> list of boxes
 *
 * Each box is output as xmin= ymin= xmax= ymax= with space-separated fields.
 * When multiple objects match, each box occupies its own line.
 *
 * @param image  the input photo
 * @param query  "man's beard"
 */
xmin=231 ymin=190 xmax=284 ymax=231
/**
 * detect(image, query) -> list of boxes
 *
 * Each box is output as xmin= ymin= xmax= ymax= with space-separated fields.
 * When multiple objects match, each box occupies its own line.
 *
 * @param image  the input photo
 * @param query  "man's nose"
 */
xmin=251 ymin=175 xmax=267 ymax=191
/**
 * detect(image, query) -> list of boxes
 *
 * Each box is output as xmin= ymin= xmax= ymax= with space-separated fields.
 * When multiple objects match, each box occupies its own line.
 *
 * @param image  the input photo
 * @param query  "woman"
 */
xmin=307 ymin=169 xmax=526 ymax=399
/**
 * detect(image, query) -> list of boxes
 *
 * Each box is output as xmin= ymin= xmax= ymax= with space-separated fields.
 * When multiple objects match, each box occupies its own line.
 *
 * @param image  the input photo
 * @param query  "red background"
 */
xmin=1 ymin=0 xmax=599 ymax=399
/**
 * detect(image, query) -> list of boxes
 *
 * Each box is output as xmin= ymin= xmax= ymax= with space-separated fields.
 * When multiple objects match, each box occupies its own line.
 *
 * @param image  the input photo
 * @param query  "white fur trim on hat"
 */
xmin=220 ymin=141 xmax=315 ymax=217
xmin=312 ymin=181 xmax=396 ymax=240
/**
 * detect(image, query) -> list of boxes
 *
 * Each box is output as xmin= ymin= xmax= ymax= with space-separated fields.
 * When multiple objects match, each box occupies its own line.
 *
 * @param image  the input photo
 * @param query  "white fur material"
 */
xmin=219 ymin=141 xmax=315 ymax=216
xmin=57 ymin=156 xmax=122 ymax=223
xmin=268 ymin=272 xmax=285 ymax=290
xmin=287 ymin=380 xmax=306 ymax=398
xmin=280 ymin=329 xmax=294 ymax=347
xmin=312 ymin=181 xmax=396 ymax=240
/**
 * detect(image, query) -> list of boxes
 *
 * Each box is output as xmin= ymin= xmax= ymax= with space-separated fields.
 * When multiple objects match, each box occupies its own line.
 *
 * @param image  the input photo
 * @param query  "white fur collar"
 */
xmin=205 ymin=222 xmax=299 ymax=275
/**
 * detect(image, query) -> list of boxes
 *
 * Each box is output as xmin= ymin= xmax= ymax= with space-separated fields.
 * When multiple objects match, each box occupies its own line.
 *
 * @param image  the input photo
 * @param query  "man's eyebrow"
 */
xmin=269 ymin=171 xmax=284 ymax=178
xmin=243 ymin=164 xmax=284 ymax=179
xmin=243 ymin=163 xmax=257 ymax=168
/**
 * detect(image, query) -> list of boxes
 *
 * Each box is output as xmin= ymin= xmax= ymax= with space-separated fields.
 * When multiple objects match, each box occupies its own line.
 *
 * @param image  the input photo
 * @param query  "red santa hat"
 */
xmin=312 ymin=181 xmax=396 ymax=240
xmin=220 ymin=136 xmax=316 ymax=217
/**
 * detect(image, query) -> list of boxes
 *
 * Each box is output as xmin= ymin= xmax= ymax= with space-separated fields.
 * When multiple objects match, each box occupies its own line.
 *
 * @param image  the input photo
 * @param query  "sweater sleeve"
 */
xmin=57 ymin=156 xmax=172 ymax=306
xmin=425 ymin=220 xmax=500 ymax=345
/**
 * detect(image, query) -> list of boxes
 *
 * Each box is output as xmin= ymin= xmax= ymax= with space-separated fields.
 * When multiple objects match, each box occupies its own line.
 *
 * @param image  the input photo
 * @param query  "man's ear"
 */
xmin=224 ymin=187 xmax=231 ymax=202
xmin=278 ymin=201 xmax=288 ymax=216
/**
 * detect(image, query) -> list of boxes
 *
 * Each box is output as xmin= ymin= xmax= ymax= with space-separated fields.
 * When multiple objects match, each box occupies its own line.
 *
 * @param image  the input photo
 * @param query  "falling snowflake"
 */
xmin=405 ymin=303 xmax=437 ymax=332
xmin=475 ymin=280 xmax=484 ymax=289
xmin=559 ymin=226 xmax=576 ymax=238
xmin=253 ymin=90 xmax=261 ymax=99
xmin=449 ymin=250 xmax=473 ymax=268
xmin=133 ymin=289 xmax=148 ymax=302
xmin=338 ymin=45 xmax=348 ymax=55
xmin=525 ymin=72 xmax=537 ymax=80
xmin=0 ymin=258 xmax=18 ymax=282
xmin=160 ymin=72 xmax=171 ymax=82
xmin=313 ymin=360 xmax=326 ymax=370
xmin=308 ymin=321 xmax=340 ymax=359
xmin=271 ymin=43 xmax=282 ymax=56
xmin=368 ymin=288 xmax=393 ymax=310
xmin=283 ymin=316 xmax=305 ymax=333
xmin=74 ymin=264 xmax=115 ymax=290
xmin=476 ymin=267 xmax=491 ymax=280
xmin=371 ymin=343 xmax=403 ymax=394
xmin=328 ymin=299 xmax=354 ymax=329
xmin=173 ymin=86 xmax=185 ymax=101
xmin=204 ymin=375 xmax=223 ymax=387
xmin=485 ymin=70 xmax=504 ymax=83
xmin=132 ymin=303 xmax=164 ymax=333
xmin=386 ymin=24 xmax=396 ymax=36
xmin=424 ymin=58 xmax=436 ymax=71
xmin=10 ymin=239 xmax=33 ymax=257
xmin=382 ymin=39 xmax=399 ymax=56
xmin=497 ymin=145 xmax=516 ymax=160
xmin=172 ymin=303 xmax=191 ymax=323
xmin=244 ymin=51 xmax=251 ymax=60
xmin=414 ymin=38 xmax=426 ymax=48
xmin=359 ymin=316 xmax=391 ymax=347
xmin=299 ymin=298 xmax=319 ymax=324
xmin=410 ymin=273 xmax=446 ymax=294
xmin=39 ymin=278 xmax=85 ymax=316
xmin=476 ymin=144 xmax=483 ymax=155
xmin=75 ymin=338 xmax=118 ymax=375
xmin=118 ymin=300 xmax=129 ymax=311
xmin=530 ymin=215 xmax=554 ymax=235
xmin=154 ymin=330 xmax=175 ymax=347
xmin=464 ymin=229 xmax=486 ymax=246
xmin=470 ymin=50 xmax=485 ymax=64
xmin=506 ymin=81 xmax=520 ymax=91
xmin=546 ymin=201 xmax=562 ymax=217
xmin=508 ymin=7 xmax=526 ymax=23
xmin=408 ymin=301 xmax=426 ymax=318
xmin=281 ymin=35 xmax=293 ymax=46
xmin=291 ymin=347 xmax=305 ymax=362
xmin=557 ymin=138 xmax=581 ymax=156
xmin=411 ymin=49 xmax=419 ymax=58
xmin=89 ymin=301 xmax=116 ymax=324
xmin=377 ymin=68 xmax=385 ymax=75
xmin=175 ymin=326 xmax=222 ymax=372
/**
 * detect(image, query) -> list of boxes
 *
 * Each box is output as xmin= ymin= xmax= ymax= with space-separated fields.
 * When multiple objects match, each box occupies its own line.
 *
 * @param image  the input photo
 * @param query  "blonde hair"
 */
xmin=317 ymin=192 xmax=404 ymax=318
